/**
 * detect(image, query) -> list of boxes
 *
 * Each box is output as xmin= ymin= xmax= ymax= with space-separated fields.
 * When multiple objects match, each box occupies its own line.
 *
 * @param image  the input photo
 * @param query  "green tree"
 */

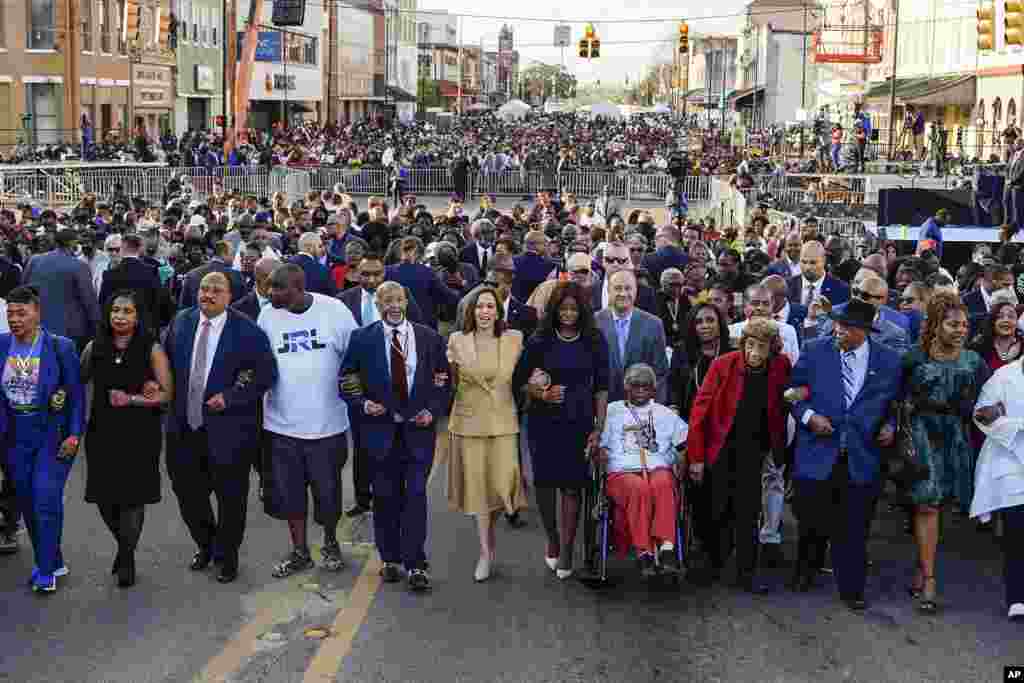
xmin=519 ymin=62 xmax=577 ymax=103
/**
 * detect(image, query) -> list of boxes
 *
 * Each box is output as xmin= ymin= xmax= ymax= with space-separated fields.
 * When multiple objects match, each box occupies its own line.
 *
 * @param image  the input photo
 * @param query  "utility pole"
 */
xmin=886 ymin=0 xmax=900 ymax=159
xmin=800 ymin=0 xmax=808 ymax=156
xmin=224 ymin=0 xmax=236 ymax=155
xmin=328 ymin=0 xmax=336 ymax=124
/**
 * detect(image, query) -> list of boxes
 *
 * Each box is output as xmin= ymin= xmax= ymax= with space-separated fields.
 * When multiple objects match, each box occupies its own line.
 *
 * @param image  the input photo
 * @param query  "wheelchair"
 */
xmin=576 ymin=463 xmax=695 ymax=588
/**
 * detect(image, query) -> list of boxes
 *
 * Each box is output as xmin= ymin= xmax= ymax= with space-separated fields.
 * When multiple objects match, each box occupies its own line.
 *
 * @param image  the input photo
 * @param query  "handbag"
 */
xmin=885 ymin=399 xmax=931 ymax=490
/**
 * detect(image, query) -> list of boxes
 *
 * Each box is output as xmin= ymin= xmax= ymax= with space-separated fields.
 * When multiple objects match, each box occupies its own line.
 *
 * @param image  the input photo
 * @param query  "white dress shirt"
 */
xmin=729 ymin=318 xmax=801 ymax=366
xmin=383 ymin=318 xmax=417 ymax=394
xmin=193 ymin=310 xmax=227 ymax=389
xmin=476 ymin=242 xmax=492 ymax=271
xmin=502 ymin=294 xmax=511 ymax=322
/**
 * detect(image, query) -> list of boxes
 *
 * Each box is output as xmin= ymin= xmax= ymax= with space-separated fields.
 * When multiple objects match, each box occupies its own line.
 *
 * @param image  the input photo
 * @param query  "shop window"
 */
xmin=27 ymin=83 xmax=60 ymax=143
xmin=100 ymin=0 xmax=110 ymax=52
xmin=28 ymin=0 xmax=56 ymax=49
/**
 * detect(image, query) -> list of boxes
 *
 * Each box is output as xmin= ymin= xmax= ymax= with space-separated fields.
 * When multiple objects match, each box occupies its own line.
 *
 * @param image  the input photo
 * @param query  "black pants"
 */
xmin=167 ymin=428 xmax=250 ymax=566
xmin=350 ymin=422 xmax=373 ymax=508
xmin=703 ymin=470 xmax=761 ymax=576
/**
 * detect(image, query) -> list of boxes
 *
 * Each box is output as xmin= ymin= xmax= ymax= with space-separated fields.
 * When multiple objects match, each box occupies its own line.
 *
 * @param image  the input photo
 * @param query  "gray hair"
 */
xmin=660 ymin=267 xmax=684 ymax=287
xmin=624 ymin=363 xmax=657 ymax=387
xmin=471 ymin=219 xmax=496 ymax=237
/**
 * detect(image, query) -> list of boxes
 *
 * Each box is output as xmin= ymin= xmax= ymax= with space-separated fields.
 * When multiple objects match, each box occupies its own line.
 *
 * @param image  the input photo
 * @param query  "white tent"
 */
xmin=589 ymin=101 xmax=623 ymax=120
xmin=496 ymin=99 xmax=530 ymax=121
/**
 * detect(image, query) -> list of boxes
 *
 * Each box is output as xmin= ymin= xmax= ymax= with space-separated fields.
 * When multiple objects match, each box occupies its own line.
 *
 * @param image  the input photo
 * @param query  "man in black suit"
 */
xmin=178 ymin=241 xmax=246 ymax=309
xmin=97 ymin=233 xmax=171 ymax=331
xmin=288 ymin=233 xmax=337 ymax=297
xmin=785 ymin=241 xmax=851 ymax=309
xmin=485 ymin=254 xmax=538 ymax=338
xmin=459 ymin=219 xmax=495 ymax=276
xmin=232 ymin=256 xmax=280 ymax=322
xmin=642 ymin=224 xmax=688 ymax=286
xmin=964 ymin=263 xmax=1014 ymax=325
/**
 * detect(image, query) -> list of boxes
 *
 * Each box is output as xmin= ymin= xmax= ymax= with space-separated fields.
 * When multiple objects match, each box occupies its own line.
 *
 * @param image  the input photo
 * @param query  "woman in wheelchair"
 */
xmin=686 ymin=318 xmax=791 ymax=591
xmin=597 ymin=363 xmax=689 ymax=578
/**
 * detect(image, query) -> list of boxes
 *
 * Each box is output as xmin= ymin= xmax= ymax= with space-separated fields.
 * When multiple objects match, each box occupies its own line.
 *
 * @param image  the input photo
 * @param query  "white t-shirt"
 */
xmin=600 ymin=401 xmax=688 ymax=473
xmin=258 ymin=293 xmax=358 ymax=439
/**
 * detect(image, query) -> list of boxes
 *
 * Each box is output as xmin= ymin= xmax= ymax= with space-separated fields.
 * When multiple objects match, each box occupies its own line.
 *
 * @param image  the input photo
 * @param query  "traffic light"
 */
xmin=977 ymin=3 xmax=995 ymax=50
xmin=579 ymin=23 xmax=598 ymax=60
xmin=578 ymin=39 xmax=589 ymax=58
xmin=590 ymin=38 xmax=600 ymax=58
xmin=1007 ymin=2 xmax=1024 ymax=46
xmin=215 ymin=115 xmax=226 ymax=128
xmin=678 ymin=21 xmax=689 ymax=54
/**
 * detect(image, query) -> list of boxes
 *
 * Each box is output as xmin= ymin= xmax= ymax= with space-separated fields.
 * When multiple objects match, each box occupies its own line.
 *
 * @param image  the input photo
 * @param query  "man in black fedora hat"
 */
xmin=786 ymin=297 xmax=904 ymax=612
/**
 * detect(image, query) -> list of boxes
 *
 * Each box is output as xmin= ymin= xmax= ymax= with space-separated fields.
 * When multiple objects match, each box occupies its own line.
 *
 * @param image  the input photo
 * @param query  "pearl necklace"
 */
xmin=556 ymin=329 xmax=581 ymax=343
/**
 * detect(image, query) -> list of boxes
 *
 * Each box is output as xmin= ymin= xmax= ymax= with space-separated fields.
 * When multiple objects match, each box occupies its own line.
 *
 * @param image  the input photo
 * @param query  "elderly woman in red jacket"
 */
xmin=687 ymin=318 xmax=791 ymax=591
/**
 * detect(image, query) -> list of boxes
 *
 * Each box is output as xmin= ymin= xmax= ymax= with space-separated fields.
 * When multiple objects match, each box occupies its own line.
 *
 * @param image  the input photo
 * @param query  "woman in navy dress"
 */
xmin=513 ymin=282 xmax=609 ymax=579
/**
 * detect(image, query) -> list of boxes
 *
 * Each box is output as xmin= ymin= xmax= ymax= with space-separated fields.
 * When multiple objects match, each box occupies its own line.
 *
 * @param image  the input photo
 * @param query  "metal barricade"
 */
xmin=310 ymin=167 xmax=388 ymax=196
xmin=405 ymin=167 xmax=453 ymax=195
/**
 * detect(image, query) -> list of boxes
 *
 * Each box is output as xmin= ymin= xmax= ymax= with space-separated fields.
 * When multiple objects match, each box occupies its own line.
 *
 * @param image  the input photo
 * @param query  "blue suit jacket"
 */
xmin=595 ymin=308 xmax=669 ymax=405
xmin=786 ymin=274 xmax=851 ymax=308
xmin=340 ymin=321 xmax=450 ymax=459
xmin=788 ymin=337 xmax=903 ymax=485
xmin=512 ymin=252 xmax=556 ymax=302
xmin=289 ymin=253 xmax=338 ymax=297
xmin=338 ymin=286 xmax=424 ymax=327
xmin=807 ymin=313 xmax=910 ymax=355
xmin=23 ymin=250 xmax=101 ymax=340
xmin=385 ymin=263 xmax=461 ymax=330
xmin=164 ymin=308 xmax=278 ymax=466
xmin=0 ymin=330 xmax=85 ymax=446
xmin=642 ymin=246 xmax=688 ymax=286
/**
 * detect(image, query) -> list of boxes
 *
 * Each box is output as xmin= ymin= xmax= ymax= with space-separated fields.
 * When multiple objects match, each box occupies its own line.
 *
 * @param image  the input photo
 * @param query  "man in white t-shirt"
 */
xmin=258 ymin=263 xmax=359 ymax=578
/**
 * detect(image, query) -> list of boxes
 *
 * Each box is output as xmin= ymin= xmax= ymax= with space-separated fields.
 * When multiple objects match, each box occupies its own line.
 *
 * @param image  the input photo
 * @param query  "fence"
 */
xmin=0 ymin=164 xmax=713 ymax=210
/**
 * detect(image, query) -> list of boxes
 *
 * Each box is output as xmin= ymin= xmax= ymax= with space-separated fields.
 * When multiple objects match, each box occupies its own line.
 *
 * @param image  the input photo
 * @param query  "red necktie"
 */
xmin=391 ymin=328 xmax=409 ymax=405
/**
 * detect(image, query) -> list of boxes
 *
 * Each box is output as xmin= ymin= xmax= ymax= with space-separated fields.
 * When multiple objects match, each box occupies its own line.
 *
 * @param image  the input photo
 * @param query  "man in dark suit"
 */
xmin=164 ymin=271 xmax=278 ymax=583
xmin=512 ymin=230 xmax=555 ymax=302
xmin=288 ymin=232 xmax=337 ymax=296
xmin=459 ymin=219 xmax=495 ymax=275
xmin=232 ymin=257 xmax=279 ymax=322
xmin=591 ymin=242 xmax=657 ymax=314
xmin=595 ymin=270 xmax=669 ymax=405
xmin=786 ymin=241 xmax=850 ymax=309
xmin=787 ymin=299 xmax=903 ymax=611
xmin=642 ymin=224 xmax=688 ymax=286
xmin=385 ymin=237 xmax=462 ymax=330
xmin=655 ymin=267 xmax=689 ymax=348
xmin=488 ymin=254 xmax=538 ymax=338
xmin=341 ymin=281 xmax=451 ymax=592
xmin=22 ymin=228 xmax=101 ymax=351
xmin=97 ymin=233 xmax=171 ymax=331
xmin=964 ymin=264 xmax=1014 ymax=334
xmin=178 ymin=241 xmax=246 ymax=309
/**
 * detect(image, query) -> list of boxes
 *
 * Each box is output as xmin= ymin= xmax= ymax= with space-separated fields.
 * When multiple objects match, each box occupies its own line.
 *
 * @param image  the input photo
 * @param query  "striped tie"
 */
xmin=842 ymin=351 xmax=857 ymax=408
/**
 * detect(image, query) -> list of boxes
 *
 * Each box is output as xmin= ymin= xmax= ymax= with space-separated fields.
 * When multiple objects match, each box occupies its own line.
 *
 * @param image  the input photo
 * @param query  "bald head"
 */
xmin=799 ymin=241 xmax=826 ymax=281
xmin=254 ymin=256 xmax=281 ymax=297
xmin=298 ymin=232 xmax=323 ymax=257
xmin=855 ymin=274 xmax=889 ymax=307
xmin=198 ymin=271 xmax=231 ymax=318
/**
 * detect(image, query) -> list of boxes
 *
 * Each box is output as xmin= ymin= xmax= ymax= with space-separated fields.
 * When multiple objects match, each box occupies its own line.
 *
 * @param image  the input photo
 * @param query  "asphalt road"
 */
xmin=1 ymin=444 xmax=1020 ymax=683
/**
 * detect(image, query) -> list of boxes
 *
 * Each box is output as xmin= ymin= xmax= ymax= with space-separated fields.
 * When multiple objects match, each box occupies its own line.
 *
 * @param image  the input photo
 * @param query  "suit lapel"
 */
xmin=598 ymin=312 xmax=621 ymax=368
xmin=207 ymin=313 xmax=233 ymax=394
xmin=372 ymin=322 xmax=392 ymax=403
xmin=851 ymin=341 xmax=880 ymax=407
xmin=181 ymin=309 xmax=200 ymax=384
xmin=624 ymin=312 xmax=642 ymax=365
xmin=38 ymin=331 xmax=58 ymax=400
xmin=410 ymin=324 xmax=429 ymax=400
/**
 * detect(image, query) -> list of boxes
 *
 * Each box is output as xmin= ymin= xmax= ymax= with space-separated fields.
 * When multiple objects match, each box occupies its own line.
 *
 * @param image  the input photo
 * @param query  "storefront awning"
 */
xmin=864 ymin=75 xmax=976 ymax=106
xmin=730 ymin=86 xmax=764 ymax=109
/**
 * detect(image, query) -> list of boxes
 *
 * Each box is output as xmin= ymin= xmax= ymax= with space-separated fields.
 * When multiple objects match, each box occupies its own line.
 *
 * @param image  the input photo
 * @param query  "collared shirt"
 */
xmin=800 ymin=275 xmax=823 ymax=307
xmin=502 ymin=294 xmax=511 ymax=322
xmin=361 ymin=288 xmax=379 ymax=325
xmin=476 ymin=242 xmax=492 ymax=268
xmin=612 ymin=310 xmax=633 ymax=361
xmin=256 ymin=292 xmax=269 ymax=310
xmin=602 ymin=277 xmax=610 ymax=310
xmin=383 ymin=318 xmax=417 ymax=392
xmin=775 ymin=300 xmax=791 ymax=325
xmin=600 ymin=400 xmax=688 ymax=473
xmin=981 ymin=285 xmax=994 ymax=312
xmin=193 ymin=310 xmax=227 ymax=389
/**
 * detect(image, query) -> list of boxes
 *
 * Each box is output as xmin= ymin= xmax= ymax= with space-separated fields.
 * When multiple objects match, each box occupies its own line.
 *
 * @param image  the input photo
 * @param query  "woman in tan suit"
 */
xmin=448 ymin=286 xmax=526 ymax=583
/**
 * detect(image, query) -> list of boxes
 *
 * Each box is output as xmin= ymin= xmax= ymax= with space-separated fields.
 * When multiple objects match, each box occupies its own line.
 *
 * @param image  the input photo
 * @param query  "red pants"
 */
xmin=607 ymin=469 xmax=677 ymax=556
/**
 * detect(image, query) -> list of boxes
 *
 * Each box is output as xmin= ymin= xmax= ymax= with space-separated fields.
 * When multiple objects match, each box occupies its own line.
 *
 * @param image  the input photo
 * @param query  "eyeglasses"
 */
xmin=570 ymin=269 xmax=592 ymax=276
xmin=604 ymin=257 xmax=630 ymax=265
xmin=852 ymin=288 xmax=885 ymax=301
xmin=899 ymin=296 xmax=918 ymax=305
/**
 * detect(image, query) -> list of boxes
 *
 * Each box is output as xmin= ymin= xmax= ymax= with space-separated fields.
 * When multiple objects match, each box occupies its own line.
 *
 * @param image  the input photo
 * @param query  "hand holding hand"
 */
xmin=109 ymin=389 xmax=131 ymax=408
xmin=364 ymin=400 xmax=386 ymax=416
xmin=543 ymin=385 xmax=566 ymax=404
xmin=142 ymin=380 xmax=161 ymax=401
xmin=975 ymin=403 xmax=1005 ymax=426
xmin=808 ymin=414 xmax=834 ymax=437
xmin=413 ymin=410 xmax=433 ymax=427
xmin=58 ymin=436 xmax=79 ymax=460
xmin=205 ymin=393 xmax=227 ymax=413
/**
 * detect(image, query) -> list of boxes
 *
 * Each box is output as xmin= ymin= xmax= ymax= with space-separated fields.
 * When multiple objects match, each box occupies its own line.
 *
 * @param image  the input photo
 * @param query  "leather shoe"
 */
xmin=842 ymin=595 xmax=867 ymax=612
xmin=216 ymin=563 xmax=239 ymax=583
xmin=190 ymin=549 xmax=212 ymax=571
xmin=379 ymin=562 xmax=402 ymax=583
xmin=789 ymin=568 xmax=814 ymax=592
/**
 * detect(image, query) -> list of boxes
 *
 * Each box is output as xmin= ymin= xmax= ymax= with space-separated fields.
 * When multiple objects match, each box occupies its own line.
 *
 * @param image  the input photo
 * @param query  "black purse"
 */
xmin=885 ymin=399 xmax=931 ymax=490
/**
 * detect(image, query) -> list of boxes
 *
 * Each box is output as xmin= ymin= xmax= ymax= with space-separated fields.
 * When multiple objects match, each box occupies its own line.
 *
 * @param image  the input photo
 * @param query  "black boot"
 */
xmin=789 ymin=536 xmax=813 ymax=592
xmin=118 ymin=550 xmax=136 ymax=588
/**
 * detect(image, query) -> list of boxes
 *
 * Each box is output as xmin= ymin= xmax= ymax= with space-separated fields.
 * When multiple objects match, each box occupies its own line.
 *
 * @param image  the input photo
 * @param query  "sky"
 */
xmin=416 ymin=0 xmax=751 ymax=85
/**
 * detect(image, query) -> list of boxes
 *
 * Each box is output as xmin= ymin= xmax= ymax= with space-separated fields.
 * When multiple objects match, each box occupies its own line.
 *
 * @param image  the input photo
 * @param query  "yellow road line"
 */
xmin=195 ymin=605 xmax=285 ymax=683
xmin=302 ymin=555 xmax=384 ymax=682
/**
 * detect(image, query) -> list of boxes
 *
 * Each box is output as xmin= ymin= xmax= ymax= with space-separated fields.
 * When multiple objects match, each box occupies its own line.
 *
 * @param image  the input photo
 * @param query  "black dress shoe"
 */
xmin=216 ymin=563 xmax=239 ymax=583
xmin=346 ymin=503 xmax=372 ymax=518
xmin=759 ymin=544 xmax=786 ymax=569
xmin=505 ymin=511 xmax=527 ymax=528
xmin=117 ymin=554 xmax=136 ymax=588
xmin=190 ymin=549 xmax=212 ymax=571
xmin=789 ymin=567 xmax=814 ymax=592
xmin=842 ymin=595 xmax=867 ymax=612
xmin=379 ymin=562 xmax=402 ymax=583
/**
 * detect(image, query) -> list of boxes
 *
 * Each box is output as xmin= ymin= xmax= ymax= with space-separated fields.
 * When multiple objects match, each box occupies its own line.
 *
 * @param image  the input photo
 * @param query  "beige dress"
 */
xmin=447 ymin=330 xmax=527 ymax=515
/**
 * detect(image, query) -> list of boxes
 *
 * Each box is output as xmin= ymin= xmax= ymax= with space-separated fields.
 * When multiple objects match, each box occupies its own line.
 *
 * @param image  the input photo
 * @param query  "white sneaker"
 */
xmin=54 ymin=565 xmax=69 ymax=578
xmin=1009 ymin=603 xmax=1024 ymax=621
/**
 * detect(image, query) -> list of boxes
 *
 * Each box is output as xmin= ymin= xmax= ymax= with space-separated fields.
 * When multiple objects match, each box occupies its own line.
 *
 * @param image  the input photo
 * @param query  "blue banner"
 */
xmin=237 ymin=31 xmax=281 ymax=62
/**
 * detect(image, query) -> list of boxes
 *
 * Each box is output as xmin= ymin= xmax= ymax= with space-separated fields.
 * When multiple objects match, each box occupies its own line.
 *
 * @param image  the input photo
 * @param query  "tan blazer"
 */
xmin=447 ymin=329 xmax=523 ymax=437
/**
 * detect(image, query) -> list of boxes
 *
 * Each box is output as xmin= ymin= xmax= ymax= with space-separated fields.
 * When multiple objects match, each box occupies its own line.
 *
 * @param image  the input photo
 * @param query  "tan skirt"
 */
xmin=448 ymin=434 xmax=527 ymax=515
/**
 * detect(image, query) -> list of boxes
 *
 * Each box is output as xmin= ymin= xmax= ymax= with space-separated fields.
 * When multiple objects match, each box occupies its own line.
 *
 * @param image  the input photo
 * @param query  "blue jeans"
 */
xmin=6 ymin=413 xmax=72 ymax=576
xmin=830 ymin=143 xmax=842 ymax=169
xmin=760 ymin=457 xmax=785 ymax=544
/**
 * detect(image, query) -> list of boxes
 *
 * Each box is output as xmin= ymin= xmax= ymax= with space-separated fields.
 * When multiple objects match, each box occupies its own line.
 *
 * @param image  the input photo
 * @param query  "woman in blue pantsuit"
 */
xmin=0 ymin=285 xmax=84 ymax=593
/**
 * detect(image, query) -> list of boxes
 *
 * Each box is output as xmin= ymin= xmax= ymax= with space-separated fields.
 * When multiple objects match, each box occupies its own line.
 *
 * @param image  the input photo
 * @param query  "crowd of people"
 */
xmin=0 ymin=172 xmax=1021 ymax=627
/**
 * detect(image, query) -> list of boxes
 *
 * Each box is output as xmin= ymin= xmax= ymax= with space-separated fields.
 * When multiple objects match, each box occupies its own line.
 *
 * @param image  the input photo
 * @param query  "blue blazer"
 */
xmin=0 ymin=330 xmax=84 ymax=446
xmin=164 ymin=308 xmax=277 ymax=466
xmin=384 ymin=263 xmax=461 ymax=330
xmin=289 ymin=253 xmax=338 ymax=297
xmin=340 ymin=321 xmax=450 ymax=460
xmin=786 ymin=274 xmax=851 ymax=308
xmin=788 ymin=337 xmax=903 ymax=485
xmin=512 ymin=252 xmax=555 ymax=302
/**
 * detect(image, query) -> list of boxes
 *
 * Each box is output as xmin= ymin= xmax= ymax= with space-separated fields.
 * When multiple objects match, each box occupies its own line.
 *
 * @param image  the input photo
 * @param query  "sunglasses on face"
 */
xmin=852 ymin=288 xmax=885 ymax=301
xmin=604 ymin=257 xmax=629 ymax=265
